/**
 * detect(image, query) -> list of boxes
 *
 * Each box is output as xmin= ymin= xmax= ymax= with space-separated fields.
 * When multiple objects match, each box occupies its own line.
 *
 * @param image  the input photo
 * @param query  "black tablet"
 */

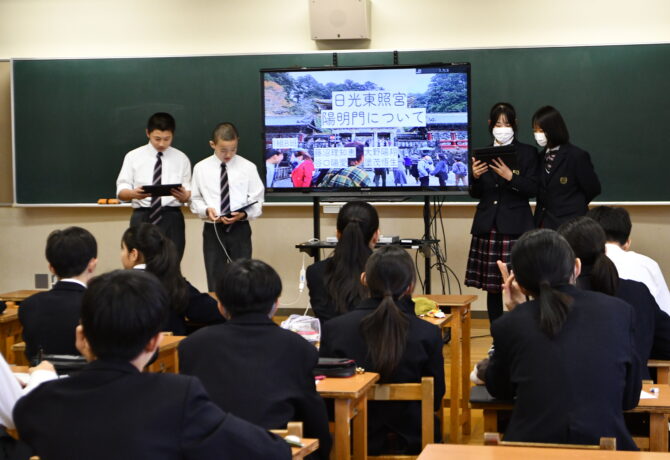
xmin=224 ymin=201 xmax=259 ymax=217
xmin=471 ymin=145 xmax=518 ymax=170
xmin=141 ymin=184 xmax=182 ymax=196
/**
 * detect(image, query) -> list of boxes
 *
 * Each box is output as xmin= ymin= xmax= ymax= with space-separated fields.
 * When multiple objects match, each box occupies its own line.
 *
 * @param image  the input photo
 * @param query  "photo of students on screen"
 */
xmin=262 ymin=65 xmax=470 ymax=191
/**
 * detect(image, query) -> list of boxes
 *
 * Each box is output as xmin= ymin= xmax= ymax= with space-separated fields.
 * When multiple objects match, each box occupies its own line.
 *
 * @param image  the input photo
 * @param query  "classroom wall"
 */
xmin=1 ymin=0 xmax=669 ymax=312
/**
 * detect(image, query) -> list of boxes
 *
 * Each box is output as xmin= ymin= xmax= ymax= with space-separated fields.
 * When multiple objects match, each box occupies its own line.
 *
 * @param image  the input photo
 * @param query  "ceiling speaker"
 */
xmin=309 ymin=0 xmax=371 ymax=40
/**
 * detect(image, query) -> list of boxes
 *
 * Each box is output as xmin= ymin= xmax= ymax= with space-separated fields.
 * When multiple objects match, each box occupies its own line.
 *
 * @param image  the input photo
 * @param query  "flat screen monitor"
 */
xmin=261 ymin=63 xmax=471 ymax=197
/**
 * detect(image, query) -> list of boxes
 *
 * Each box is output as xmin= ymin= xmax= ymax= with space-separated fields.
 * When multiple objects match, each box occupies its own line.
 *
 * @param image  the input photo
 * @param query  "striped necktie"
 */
xmin=220 ymin=162 xmax=230 ymax=216
xmin=149 ymin=152 xmax=163 ymax=225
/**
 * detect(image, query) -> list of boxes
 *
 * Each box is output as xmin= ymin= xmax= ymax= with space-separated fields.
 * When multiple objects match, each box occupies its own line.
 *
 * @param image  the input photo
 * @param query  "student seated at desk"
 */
xmin=0 ymin=355 xmax=55 ymax=431
xmin=306 ymin=201 xmax=379 ymax=322
xmin=19 ymin=226 xmax=97 ymax=362
xmin=319 ymin=246 xmax=445 ymax=456
xmin=13 ymin=270 xmax=290 ymax=460
xmin=178 ymin=259 xmax=331 ymax=460
xmin=121 ymin=223 xmax=223 ymax=335
xmin=482 ymin=229 xmax=641 ymax=450
xmin=558 ymin=216 xmax=670 ymax=376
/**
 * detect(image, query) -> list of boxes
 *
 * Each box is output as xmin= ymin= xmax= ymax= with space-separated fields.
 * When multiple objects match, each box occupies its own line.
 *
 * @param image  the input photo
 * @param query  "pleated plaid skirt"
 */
xmin=464 ymin=228 xmax=517 ymax=293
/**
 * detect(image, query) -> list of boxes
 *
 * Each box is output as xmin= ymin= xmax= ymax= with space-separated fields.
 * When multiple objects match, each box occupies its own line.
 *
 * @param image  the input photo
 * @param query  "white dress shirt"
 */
xmin=116 ymin=142 xmax=192 ymax=208
xmin=606 ymin=243 xmax=670 ymax=315
xmin=0 ymin=354 xmax=57 ymax=429
xmin=190 ymin=154 xmax=264 ymax=221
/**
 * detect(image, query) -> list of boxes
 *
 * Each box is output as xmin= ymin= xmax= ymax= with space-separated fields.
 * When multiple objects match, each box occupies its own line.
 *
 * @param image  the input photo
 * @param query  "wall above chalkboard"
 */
xmin=12 ymin=44 xmax=670 ymax=204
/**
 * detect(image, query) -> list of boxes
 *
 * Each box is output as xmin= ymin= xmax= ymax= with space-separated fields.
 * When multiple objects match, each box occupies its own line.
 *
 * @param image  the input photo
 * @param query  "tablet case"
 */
xmin=470 ymin=145 xmax=518 ymax=170
xmin=141 ymin=183 xmax=182 ymax=196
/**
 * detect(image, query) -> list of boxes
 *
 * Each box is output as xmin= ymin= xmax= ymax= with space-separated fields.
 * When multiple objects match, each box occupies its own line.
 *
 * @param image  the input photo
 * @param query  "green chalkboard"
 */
xmin=12 ymin=44 xmax=670 ymax=204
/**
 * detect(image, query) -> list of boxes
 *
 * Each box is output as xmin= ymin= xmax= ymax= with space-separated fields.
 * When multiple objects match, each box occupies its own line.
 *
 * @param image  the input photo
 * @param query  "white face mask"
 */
xmin=534 ymin=132 xmax=548 ymax=147
xmin=492 ymin=127 xmax=514 ymax=144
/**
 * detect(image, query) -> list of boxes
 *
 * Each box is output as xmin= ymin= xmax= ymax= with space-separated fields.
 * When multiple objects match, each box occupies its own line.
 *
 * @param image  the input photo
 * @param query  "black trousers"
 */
xmin=130 ymin=207 xmax=186 ymax=262
xmin=202 ymin=221 xmax=252 ymax=291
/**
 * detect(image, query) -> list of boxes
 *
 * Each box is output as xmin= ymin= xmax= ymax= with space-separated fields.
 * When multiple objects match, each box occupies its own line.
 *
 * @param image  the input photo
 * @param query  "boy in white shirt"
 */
xmin=589 ymin=206 xmax=670 ymax=315
xmin=190 ymin=122 xmax=264 ymax=290
xmin=116 ymin=112 xmax=191 ymax=261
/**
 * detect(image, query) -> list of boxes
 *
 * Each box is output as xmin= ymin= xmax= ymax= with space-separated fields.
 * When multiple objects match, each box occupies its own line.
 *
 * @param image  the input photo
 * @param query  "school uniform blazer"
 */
xmin=578 ymin=270 xmax=665 ymax=379
xmin=534 ymin=143 xmax=601 ymax=229
xmin=18 ymin=281 xmax=85 ymax=362
xmin=485 ymin=286 xmax=641 ymax=450
xmin=469 ymin=141 xmax=539 ymax=236
xmin=178 ymin=313 xmax=331 ymax=460
xmin=13 ymin=359 xmax=291 ymax=460
xmin=320 ymin=298 xmax=445 ymax=454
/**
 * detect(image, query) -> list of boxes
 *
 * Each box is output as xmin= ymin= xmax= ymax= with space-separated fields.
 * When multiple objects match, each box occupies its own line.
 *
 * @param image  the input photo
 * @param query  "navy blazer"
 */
xmin=485 ymin=286 xmax=641 ymax=450
xmin=13 ymin=359 xmax=291 ymax=460
xmin=578 ymin=270 xmax=666 ymax=379
xmin=178 ymin=313 xmax=331 ymax=460
xmin=534 ymin=143 xmax=601 ymax=229
xmin=19 ymin=281 xmax=85 ymax=362
xmin=469 ymin=141 xmax=539 ymax=236
xmin=320 ymin=297 xmax=445 ymax=455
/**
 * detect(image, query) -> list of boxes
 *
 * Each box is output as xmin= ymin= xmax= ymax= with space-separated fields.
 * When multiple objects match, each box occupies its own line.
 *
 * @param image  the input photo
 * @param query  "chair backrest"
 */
xmin=368 ymin=376 xmax=435 ymax=455
xmin=270 ymin=421 xmax=303 ymax=438
xmin=647 ymin=359 xmax=670 ymax=384
xmin=484 ymin=432 xmax=616 ymax=450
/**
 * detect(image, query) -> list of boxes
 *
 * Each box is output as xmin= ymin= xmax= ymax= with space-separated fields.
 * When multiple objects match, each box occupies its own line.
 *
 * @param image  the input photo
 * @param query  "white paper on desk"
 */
xmin=640 ymin=390 xmax=659 ymax=399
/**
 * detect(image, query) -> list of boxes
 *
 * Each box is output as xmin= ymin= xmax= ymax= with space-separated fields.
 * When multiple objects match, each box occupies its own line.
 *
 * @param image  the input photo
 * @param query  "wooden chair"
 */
xmin=484 ymin=432 xmax=616 ymax=450
xmin=648 ymin=359 xmax=670 ymax=384
xmin=10 ymin=342 xmax=29 ymax=366
xmin=270 ymin=421 xmax=303 ymax=438
xmin=367 ymin=376 xmax=435 ymax=460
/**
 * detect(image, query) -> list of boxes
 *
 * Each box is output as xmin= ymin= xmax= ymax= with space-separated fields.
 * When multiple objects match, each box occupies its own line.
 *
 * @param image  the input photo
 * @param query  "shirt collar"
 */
xmin=59 ymin=278 xmax=87 ymax=288
xmin=605 ymin=243 xmax=625 ymax=255
xmin=133 ymin=264 xmax=146 ymax=270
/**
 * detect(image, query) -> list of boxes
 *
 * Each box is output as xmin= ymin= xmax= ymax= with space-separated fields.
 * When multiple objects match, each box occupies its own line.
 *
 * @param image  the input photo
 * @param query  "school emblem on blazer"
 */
xmin=512 ymin=169 xmax=520 ymax=175
xmin=560 ymin=176 xmax=568 ymax=184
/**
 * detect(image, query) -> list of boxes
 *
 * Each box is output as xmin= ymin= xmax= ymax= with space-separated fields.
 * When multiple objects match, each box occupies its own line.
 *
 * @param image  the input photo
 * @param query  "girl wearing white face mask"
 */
xmin=466 ymin=103 xmax=539 ymax=326
xmin=532 ymin=106 xmax=601 ymax=230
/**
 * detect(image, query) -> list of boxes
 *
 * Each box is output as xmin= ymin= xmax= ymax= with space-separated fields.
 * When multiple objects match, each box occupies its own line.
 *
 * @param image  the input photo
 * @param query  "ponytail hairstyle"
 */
xmin=325 ymin=201 xmax=379 ymax=315
xmin=511 ymin=229 xmax=575 ymax=338
xmin=359 ymin=246 xmax=415 ymax=381
xmin=121 ymin=223 xmax=189 ymax=314
xmin=557 ymin=217 xmax=619 ymax=296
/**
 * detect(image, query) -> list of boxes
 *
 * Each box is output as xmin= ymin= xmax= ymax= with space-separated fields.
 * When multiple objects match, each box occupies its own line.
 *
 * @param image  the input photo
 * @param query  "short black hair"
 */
xmin=345 ymin=142 xmax=365 ymax=166
xmin=45 ymin=227 xmax=97 ymax=278
xmin=81 ymin=270 xmax=169 ymax=361
xmin=147 ymin=112 xmax=176 ymax=133
xmin=587 ymin=206 xmax=632 ymax=245
xmin=264 ymin=149 xmax=282 ymax=161
xmin=532 ymin=106 xmax=570 ymax=148
xmin=211 ymin=122 xmax=239 ymax=142
xmin=215 ymin=259 xmax=282 ymax=317
xmin=488 ymin=102 xmax=518 ymax=133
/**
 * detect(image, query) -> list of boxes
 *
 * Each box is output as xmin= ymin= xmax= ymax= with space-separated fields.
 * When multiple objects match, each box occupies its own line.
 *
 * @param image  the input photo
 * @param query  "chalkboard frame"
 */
xmin=11 ymin=44 xmax=670 ymax=205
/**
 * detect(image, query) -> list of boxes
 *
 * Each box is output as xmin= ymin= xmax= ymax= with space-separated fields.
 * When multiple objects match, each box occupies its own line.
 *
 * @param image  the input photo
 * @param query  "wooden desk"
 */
xmin=317 ymin=372 xmax=379 ymax=460
xmin=417 ymin=443 xmax=670 ymax=459
xmin=0 ymin=308 xmax=22 ymax=364
xmin=291 ymin=438 xmax=319 ymax=459
xmin=421 ymin=294 xmax=478 ymax=443
xmin=419 ymin=313 xmax=453 ymax=332
xmin=470 ymin=384 xmax=670 ymax=452
xmin=0 ymin=290 xmax=42 ymax=303
xmin=146 ymin=335 xmax=185 ymax=373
